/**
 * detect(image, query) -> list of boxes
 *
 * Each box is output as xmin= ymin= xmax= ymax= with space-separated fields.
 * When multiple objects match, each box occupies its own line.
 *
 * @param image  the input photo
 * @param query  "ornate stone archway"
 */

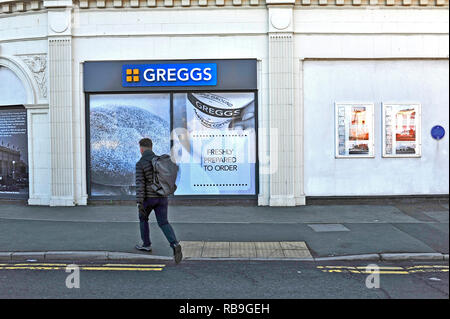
xmin=0 ymin=55 xmax=51 ymax=205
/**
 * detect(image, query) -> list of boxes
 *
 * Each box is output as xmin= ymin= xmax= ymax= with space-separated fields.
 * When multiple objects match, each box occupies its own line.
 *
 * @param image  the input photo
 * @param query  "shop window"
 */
xmin=88 ymin=92 xmax=257 ymax=198
xmin=89 ymin=93 xmax=171 ymax=196
xmin=173 ymin=92 xmax=256 ymax=195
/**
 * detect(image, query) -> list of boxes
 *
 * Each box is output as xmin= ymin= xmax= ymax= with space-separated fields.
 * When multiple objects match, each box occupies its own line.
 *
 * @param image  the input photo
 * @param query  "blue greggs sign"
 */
xmin=122 ymin=63 xmax=217 ymax=87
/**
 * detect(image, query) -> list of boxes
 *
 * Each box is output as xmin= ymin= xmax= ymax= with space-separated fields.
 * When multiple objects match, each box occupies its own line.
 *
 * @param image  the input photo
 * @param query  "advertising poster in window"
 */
xmin=172 ymin=92 xmax=256 ymax=195
xmin=0 ymin=108 xmax=28 ymax=196
xmin=383 ymin=103 xmax=421 ymax=157
xmin=89 ymin=94 xmax=171 ymax=196
xmin=335 ymin=103 xmax=374 ymax=158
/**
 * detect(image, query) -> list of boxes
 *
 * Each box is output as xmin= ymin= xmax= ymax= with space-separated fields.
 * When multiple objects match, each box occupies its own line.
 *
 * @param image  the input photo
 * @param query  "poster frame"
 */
xmin=334 ymin=102 xmax=375 ymax=159
xmin=382 ymin=102 xmax=422 ymax=158
xmin=0 ymin=105 xmax=29 ymax=199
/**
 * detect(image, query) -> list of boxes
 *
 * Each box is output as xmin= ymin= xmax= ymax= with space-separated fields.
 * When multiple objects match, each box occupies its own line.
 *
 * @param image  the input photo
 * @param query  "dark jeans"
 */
xmin=139 ymin=197 xmax=178 ymax=248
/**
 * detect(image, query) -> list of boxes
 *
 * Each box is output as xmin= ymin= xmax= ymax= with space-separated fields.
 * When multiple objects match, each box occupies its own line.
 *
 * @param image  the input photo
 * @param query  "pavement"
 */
xmin=0 ymin=198 xmax=448 ymax=262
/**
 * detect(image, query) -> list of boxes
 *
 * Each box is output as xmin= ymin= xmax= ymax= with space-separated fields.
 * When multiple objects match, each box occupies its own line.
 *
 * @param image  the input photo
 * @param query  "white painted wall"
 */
xmin=71 ymin=7 xmax=270 ymax=204
xmin=303 ymin=59 xmax=449 ymax=196
xmin=1 ymin=3 xmax=449 ymax=204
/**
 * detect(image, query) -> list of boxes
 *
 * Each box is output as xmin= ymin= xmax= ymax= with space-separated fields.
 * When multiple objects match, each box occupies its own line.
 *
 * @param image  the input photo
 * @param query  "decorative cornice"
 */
xmin=0 ymin=0 xmax=448 ymax=15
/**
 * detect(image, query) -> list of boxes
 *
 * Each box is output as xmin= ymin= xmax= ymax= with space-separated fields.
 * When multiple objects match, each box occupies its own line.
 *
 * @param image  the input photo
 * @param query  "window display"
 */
xmin=89 ymin=92 xmax=256 ymax=197
xmin=89 ymin=94 xmax=171 ymax=196
xmin=173 ymin=92 xmax=256 ymax=195
xmin=335 ymin=103 xmax=375 ymax=158
xmin=85 ymin=59 xmax=258 ymax=198
xmin=382 ymin=103 xmax=421 ymax=157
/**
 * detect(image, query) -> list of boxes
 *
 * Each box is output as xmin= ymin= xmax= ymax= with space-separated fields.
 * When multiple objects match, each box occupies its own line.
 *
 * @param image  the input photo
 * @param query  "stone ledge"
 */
xmin=0 ymin=0 xmax=447 ymax=15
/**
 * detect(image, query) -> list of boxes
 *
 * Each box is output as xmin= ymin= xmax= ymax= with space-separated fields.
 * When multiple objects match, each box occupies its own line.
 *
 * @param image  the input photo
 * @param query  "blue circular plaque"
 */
xmin=431 ymin=125 xmax=445 ymax=140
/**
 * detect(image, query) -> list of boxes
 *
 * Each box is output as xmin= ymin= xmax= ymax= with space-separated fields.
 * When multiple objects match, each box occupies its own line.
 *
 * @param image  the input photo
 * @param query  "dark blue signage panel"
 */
xmin=83 ymin=59 xmax=257 ymax=92
xmin=122 ymin=63 xmax=217 ymax=87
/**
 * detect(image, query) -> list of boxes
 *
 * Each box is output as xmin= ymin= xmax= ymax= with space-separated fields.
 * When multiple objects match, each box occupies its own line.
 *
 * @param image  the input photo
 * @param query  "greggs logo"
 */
xmin=187 ymin=93 xmax=245 ymax=119
xmin=122 ymin=63 xmax=217 ymax=87
xmin=125 ymin=68 xmax=140 ymax=82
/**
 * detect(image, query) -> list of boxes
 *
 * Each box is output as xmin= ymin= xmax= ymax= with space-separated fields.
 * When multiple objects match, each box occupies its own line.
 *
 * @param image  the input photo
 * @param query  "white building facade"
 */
xmin=0 ymin=0 xmax=448 ymax=206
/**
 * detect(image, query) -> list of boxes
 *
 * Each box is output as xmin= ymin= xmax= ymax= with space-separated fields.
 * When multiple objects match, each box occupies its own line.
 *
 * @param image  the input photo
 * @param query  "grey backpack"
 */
xmin=150 ymin=154 xmax=179 ymax=196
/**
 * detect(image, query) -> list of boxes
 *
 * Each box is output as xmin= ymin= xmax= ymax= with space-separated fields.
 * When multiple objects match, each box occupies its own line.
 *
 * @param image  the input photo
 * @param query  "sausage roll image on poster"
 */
xmin=172 ymin=92 xmax=257 ymax=195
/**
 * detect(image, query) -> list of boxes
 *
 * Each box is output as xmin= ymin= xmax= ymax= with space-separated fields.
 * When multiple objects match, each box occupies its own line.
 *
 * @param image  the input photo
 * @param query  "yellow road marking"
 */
xmin=10 ymin=263 xmax=166 ymax=267
xmin=13 ymin=263 xmax=68 ymax=266
xmin=408 ymin=269 xmax=449 ymax=273
xmin=320 ymin=265 xmax=405 ymax=269
xmin=318 ymin=264 xmax=449 ymax=275
xmin=79 ymin=267 xmax=163 ymax=271
xmin=102 ymin=264 xmax=166 ymax=267
xmin=320 ymin=269 xmax=410 ymax=275
xmin=0 ymin=263 xmax=166 ymax=272
xmin=360 ymin=271 xmax=410 ymax=275
xmin=0 ymin=266 xmax=66 ymax=270
xmin=355 ymin=266 xmax=404 ymax=270
xmin=0 ymin=266 xmax=164 ymax=271
xmin=406 ymin=265 xmax=449 ymax=269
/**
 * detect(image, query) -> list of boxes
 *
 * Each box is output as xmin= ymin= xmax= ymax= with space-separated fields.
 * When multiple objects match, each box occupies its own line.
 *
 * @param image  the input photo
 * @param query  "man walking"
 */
xmin=135 ymin=138 xmax=183 ymax=264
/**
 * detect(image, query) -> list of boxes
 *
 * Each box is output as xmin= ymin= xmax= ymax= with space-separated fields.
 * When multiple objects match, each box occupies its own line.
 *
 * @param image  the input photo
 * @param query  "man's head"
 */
xmin=139 ymin=138 xmax=153 ymax=154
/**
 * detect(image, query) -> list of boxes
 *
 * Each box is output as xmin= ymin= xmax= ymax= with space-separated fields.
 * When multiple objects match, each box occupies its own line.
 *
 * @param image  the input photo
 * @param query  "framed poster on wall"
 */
xmin=382 ymin=103 xmax=421 ymax=157
xmin=0 ymin=107 xmax=28 ymax=197
xmin=335 ymin=103 xmax=375 ymax=158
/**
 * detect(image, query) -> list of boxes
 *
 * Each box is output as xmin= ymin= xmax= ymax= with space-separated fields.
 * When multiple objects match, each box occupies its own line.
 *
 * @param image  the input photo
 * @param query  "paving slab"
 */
xmin=180 ymin=241 xmax=312 ymax=259
xmin=202 ymin=248 xmax=229 ymax=258
xmin=280 ymin=242 xmax=308 ymax=250
xmin=256 ymin=249 xmax=285 ymax=258
xmin=0 ymin=204 xmax=422 ymax=224
xmin=0 ymin=201 xmax=447 ymax=259
xmin=204 ymin=242 xmax=230 ymax=250
xmin=392 ymin=223 xmax=449 ymax=253
xmin=254 ymin=242 xmax=282 ymax=250
xmin=230 ymin=242 xmax=257 ymax=258
xmin=283 ymin=250 xmax=313 ymax=258
xmin=308 ymin=224 xmax=350 ymax=232
xmin=300 ymin=223 xmax=437 ymax=257
xmin=422 ymin=211 xmax=449 ymax=223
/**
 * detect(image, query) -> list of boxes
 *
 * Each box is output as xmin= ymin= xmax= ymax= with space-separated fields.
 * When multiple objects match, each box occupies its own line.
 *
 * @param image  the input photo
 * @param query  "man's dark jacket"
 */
xmin=135 ymin=149 xmax=161 ymax=204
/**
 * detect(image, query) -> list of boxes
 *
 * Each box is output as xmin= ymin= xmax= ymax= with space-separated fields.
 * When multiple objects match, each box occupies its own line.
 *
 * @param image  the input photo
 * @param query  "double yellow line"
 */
xmin=317 ymin=265 xmax=449 ymax=275
xmin=0 ymin=263 xmax=165 ymax=272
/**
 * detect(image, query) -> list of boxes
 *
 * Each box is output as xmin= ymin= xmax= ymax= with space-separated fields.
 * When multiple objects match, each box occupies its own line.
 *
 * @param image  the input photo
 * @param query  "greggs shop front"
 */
xmin=84 ymin=59 xmax=258 ymax=200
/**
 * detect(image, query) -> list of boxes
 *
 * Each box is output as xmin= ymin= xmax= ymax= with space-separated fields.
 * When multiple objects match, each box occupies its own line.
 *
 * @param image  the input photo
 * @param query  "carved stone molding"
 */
xmin=18 ymin=54 xmax=48 ymax=99
xmin=0 ymin=0 xmax=447 ymax=15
